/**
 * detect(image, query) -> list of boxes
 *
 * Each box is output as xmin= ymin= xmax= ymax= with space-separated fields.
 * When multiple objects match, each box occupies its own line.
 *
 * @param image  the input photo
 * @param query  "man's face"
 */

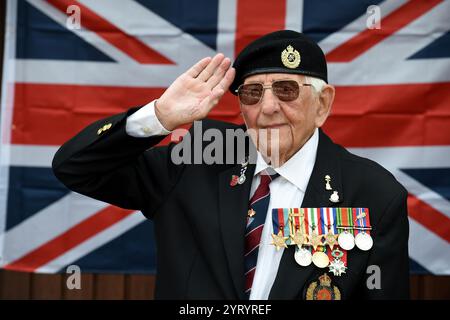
xmin=239 ymin=73 xmax=331 ymax=165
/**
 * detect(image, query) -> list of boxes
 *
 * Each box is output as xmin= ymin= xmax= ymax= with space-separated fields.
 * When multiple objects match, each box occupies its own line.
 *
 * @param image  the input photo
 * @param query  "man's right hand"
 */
xmin=155 ymin=53 xmax=236 ymax=131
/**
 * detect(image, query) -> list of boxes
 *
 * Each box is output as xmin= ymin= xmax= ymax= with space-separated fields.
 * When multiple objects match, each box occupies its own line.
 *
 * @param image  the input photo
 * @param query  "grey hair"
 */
xmin=305 ymin=76 xmax=326 ymax=95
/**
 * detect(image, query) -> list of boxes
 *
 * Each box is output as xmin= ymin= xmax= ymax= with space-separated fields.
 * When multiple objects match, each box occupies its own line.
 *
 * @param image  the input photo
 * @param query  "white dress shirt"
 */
xmin=248 ymin=129 xmax=318 ymax=299
xmin=126 ymin=101 xmax=319 ymax=300
xmin=126 ymin=100 xmax=171 ymax=137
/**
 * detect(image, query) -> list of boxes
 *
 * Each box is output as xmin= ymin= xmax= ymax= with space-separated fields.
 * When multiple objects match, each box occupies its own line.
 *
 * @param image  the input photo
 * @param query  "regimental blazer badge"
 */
xmin=306 ymin=273 xmax=341 ymax=300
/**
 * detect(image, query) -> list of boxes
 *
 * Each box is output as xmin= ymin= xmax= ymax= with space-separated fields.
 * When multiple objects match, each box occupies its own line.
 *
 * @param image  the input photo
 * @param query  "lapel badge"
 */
xmin=230 ymin=158 xmax=249 ymax=187
xmin=324 ymin=175 xmax=332 ymax=190
xmin=329 ymin=191 xmax=340 ymax=203
xmin=306 ymin=273 xmax=341 ymax=300
xmin=281 ymin=45 xmax=301 ymax=69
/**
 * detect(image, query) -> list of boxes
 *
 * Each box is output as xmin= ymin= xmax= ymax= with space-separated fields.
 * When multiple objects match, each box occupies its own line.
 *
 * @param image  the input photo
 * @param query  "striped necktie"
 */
xmin=244 ymin=170 xmax=279 ymax=297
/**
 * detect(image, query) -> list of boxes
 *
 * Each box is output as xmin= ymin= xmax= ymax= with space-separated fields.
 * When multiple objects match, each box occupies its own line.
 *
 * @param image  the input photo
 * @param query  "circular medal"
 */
xmin=312 ymin=251 xmax=329 ymax=268
xmin=355 ymin=232 xmax=373 ymax=251
xmin=338 ymin=231 xmax=355 ymax=251
xmin=295 ymin=247 xmax=312 ymax=266
xmin=238 ymin=174 xmax=246 ymax=185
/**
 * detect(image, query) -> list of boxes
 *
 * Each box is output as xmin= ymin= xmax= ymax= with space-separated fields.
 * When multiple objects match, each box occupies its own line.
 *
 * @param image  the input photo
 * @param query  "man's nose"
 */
xmin=260 ymin=88 xmax=280 ymax=115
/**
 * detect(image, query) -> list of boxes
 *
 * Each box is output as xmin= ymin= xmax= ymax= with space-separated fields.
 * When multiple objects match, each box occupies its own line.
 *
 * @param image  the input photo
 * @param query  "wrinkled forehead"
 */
xmin=243 ymin=73 xmax=307 ymax=84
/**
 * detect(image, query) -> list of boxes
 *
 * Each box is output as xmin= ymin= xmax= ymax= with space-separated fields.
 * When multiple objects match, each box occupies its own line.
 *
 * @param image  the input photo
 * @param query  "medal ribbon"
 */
xmin=272 ymin=208 xmax=290 ymax=244
xmin=362 ymin=208 xmax=371 ymax=235
xmin=288 ymin=208 xmax=305 ymax=238
xmin=338 ymin=207 xmax=354 ymax=235
xmin=352 ymin=208 xmax=360 ymax=236
xmin=352 ymin=207 xmax=372 ymax=235
xmin=327 ymin=207 xmax=347 ymax=265
xmin=308 ymin=208 xmax=324 ymax=254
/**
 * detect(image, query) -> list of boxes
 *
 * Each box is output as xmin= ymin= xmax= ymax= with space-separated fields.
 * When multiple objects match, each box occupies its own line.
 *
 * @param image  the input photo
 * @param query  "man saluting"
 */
xmin=53 ymin=30 xmax=409 ymax=300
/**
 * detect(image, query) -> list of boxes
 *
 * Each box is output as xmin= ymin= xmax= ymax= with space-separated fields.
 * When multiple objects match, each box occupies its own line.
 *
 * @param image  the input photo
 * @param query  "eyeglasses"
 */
xmin=235 ymin=80 xmax=312 ymax=105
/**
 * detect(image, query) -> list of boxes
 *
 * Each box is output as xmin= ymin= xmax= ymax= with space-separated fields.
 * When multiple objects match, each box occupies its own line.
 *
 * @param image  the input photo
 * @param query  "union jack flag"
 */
xmin=0 ymin=0 xmax=449 ymax=275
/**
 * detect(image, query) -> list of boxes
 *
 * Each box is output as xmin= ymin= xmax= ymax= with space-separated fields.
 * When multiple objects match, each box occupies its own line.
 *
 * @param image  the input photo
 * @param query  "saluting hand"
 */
xmin=155 ymin=53 xmax=236 ymax=131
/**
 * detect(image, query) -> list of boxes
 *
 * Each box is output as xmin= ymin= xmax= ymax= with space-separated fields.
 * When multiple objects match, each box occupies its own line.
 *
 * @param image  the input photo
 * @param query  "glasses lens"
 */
xmin=238 ymin=83 xmax=263 ymax=105
xmin=272 ymin=80 xmax=299 ymax=102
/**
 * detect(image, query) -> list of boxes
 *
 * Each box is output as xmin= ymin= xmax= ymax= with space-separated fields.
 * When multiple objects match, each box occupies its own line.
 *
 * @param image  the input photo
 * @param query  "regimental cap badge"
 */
xmin=281 ymin=45 xmax=301 ymax=69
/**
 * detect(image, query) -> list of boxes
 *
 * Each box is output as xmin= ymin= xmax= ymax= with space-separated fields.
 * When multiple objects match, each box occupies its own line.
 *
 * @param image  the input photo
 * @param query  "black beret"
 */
xmin=230 ymin=30 xmax=327 ymax=95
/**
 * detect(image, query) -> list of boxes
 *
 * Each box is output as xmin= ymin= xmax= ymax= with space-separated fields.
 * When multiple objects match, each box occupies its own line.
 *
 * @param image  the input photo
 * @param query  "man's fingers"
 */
xmin=197 ymin=53 xmax=225 ymax=82
xmin=206 ymin=57 xmax=231 ymax=89
xmin=214 ymin=67 xmax=236 ymax=93
xmin=186 ymin=57 xmax=212 ymax=78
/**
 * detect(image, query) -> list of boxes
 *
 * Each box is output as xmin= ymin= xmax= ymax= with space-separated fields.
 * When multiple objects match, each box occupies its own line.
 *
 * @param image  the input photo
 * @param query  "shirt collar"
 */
xmin=254 ymin=128 xmax=319 ymax=192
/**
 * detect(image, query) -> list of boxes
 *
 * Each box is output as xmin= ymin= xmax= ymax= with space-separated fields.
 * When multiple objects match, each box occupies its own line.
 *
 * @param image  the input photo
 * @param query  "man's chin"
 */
xmin=258 ymin=145 xmax=290 ymax=167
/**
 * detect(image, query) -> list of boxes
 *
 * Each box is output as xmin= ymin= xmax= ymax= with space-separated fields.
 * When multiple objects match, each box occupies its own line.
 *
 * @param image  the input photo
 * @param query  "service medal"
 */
xmin=324 ymin=229 xmax=338 ymax=250
xmin=291 ymin=229 xmax=309 ymax=248
xmin=271 ymin=230 xmax=288 ymax=251
xmin=355 ymin=232 xmax=373 ymax=251
xmin=338 ymin=231 xmax=355 ymax=251
xmin=312 ymin=251 xmax=329 ymax=268
xmin=329 ymin=249 xmax=347 ymax=276
xmin=294 ymin=247 xmax=312 ymax=267
xmin=354 ymin=208 xmax=373 ymax=251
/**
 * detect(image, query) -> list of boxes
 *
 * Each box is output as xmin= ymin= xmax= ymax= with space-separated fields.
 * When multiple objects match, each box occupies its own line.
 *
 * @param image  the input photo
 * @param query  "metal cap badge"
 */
xmin=281 ymin=45 xmax=301 ymax=69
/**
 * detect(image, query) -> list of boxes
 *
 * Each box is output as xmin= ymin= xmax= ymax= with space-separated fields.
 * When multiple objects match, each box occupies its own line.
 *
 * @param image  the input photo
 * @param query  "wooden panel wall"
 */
xmin=0 ymin=270 xmax=155 ymax=300
xmin=0 ymin=270 xmax=449 ymax=299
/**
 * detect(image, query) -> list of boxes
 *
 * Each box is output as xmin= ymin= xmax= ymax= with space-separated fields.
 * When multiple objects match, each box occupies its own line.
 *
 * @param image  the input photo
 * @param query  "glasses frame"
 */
xmin=235 ymin=80 xmax=313 ymax=106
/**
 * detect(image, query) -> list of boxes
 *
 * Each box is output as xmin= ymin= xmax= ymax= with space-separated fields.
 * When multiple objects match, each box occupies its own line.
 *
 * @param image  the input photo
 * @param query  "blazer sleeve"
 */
xmin=52 ymin=107 xmax=184 ymax=219
xmin=361 ymin=188 xmax=410 ymax=299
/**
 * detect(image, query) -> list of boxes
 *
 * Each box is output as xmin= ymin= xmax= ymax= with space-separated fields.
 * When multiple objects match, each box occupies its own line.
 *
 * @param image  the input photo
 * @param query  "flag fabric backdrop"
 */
xmin=0 ymin=0 xmax=449 ymax=275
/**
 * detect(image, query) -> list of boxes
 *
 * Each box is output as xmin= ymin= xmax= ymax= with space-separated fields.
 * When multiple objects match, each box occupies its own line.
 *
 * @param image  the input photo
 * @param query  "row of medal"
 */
xmin=270 ymin=207 xmax=373 ymax=276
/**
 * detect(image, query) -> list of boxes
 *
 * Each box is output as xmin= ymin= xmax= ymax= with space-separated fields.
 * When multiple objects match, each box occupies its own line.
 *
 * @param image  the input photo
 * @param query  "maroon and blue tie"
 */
xmin=244 ymin=170 xmax=279 ymax=297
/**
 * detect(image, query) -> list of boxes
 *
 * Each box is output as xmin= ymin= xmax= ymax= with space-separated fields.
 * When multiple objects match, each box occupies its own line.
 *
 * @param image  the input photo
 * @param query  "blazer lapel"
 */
xmin=218 ymin=162 xmax=256 ymax=300
xmin=269 ymin=129 xmax=344 ymax=299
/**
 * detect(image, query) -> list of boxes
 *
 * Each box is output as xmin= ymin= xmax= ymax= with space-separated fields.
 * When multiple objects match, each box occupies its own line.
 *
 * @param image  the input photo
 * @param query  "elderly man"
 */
xmin=52 ymin=30 xmax=409 ymax=300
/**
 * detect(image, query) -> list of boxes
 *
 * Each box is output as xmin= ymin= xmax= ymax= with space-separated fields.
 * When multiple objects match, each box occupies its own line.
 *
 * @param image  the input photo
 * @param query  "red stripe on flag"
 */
xmin=323 ymin=82 xmax=450 ymax=147
xmin=12 ymin=82 xmax=450 ymax=147
xmin=46 ymin=0 xmax=173 ymax=64
xmin=326 ymin=0 xmax=443 ymax=62
xmin=235 ymin=0 xmax=286 ymax=55
xmin=11 ymin=83 xmax=241 ymax=146
xmin=3 ymin=206 xmax=134 ymax=272
xmin=408 ymin=195 xmax=450 ymax=243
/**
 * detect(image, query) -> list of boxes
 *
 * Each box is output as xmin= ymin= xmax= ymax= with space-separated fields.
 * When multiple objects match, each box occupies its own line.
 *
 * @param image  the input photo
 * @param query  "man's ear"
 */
xmin=315 ymin=84 xmax=335 ymax=127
